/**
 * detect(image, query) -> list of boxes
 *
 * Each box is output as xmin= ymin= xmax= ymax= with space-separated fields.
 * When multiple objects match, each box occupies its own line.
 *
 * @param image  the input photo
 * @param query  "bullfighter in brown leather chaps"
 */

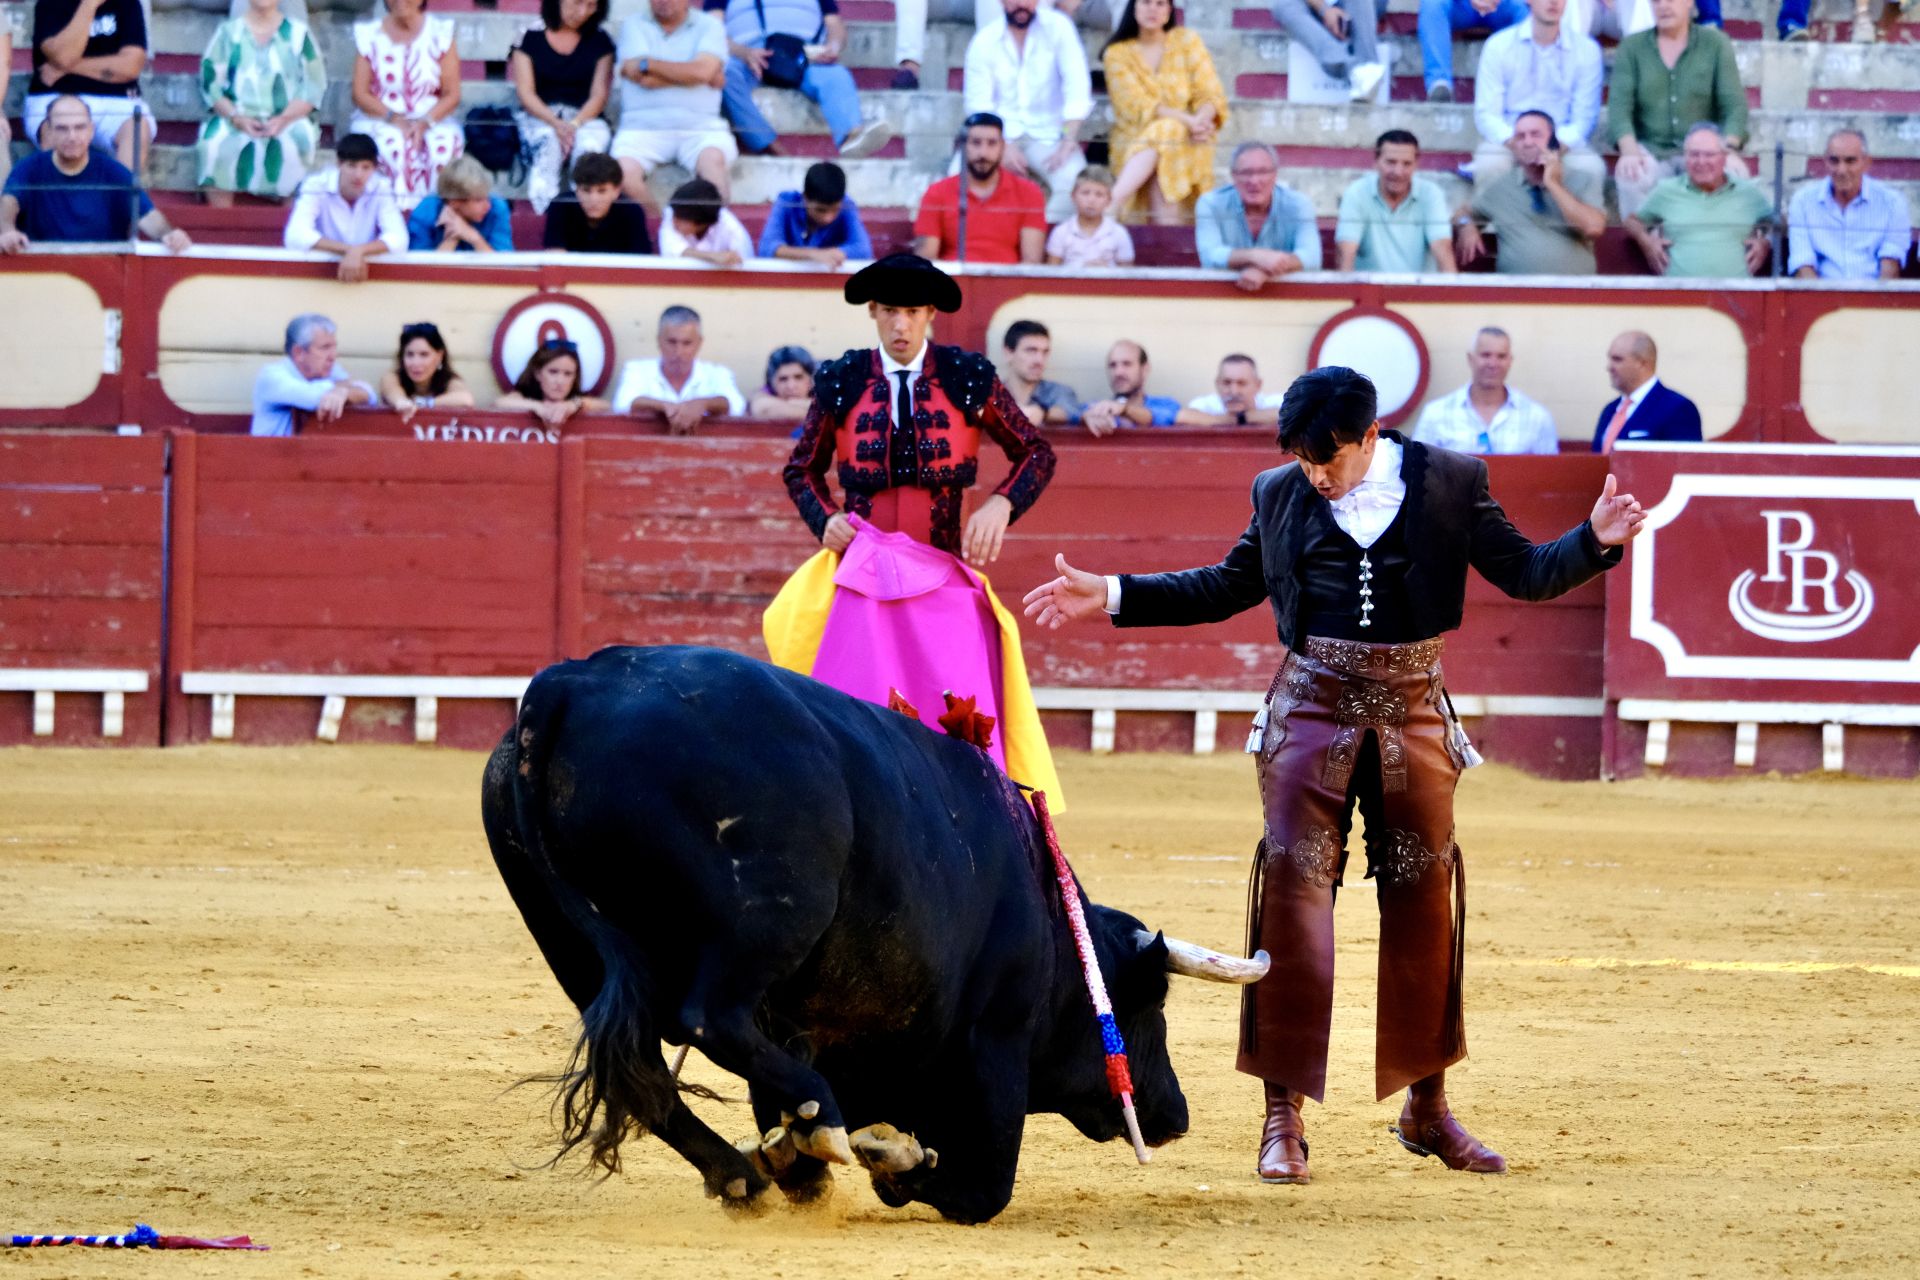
xmin=1022 ymin=366 xmax=1647 ymax=1184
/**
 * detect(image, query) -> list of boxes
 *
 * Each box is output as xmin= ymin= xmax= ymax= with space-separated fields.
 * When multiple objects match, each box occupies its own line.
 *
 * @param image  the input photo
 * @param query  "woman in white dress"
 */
xmin=349 ymin=0 xmax=465 ymax=209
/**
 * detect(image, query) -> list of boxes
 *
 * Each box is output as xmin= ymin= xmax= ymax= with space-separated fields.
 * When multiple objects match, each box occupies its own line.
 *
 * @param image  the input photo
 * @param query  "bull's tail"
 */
xmin=509 ymin=673 xmax=691 ymax=1176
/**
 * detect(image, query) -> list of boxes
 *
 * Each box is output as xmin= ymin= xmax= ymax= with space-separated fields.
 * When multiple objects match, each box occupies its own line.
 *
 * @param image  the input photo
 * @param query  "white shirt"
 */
xmin=1106 ymin=436 xmax=1407 ymax=612
xmin=1473 ymin=21 xmax=1603 ymax=148
xmin=1187 ymin=391 xmax=1285 ymax=414
xmin=880 ymin=341 xmax=928 ymax=420
xmin=659 ymin=208 xmax=756 ymax=261
xmin=1411 ymin=384 xmax=1559 ymax=455
xmin=283 ymin=169 xmax=407 ymax=254
xmin=962 ymin=11 xmax=1093 ymax=145
xmin=250 ymin=357 xmax=372 ymax=437
xmin=612 ymin=358 xmax=747 ymax=414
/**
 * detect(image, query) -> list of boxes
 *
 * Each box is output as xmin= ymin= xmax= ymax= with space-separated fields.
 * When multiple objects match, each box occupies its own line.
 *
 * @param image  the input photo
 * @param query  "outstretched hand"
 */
xmin=1021 ymin=554 xmax=1109 ymax=630
xmin=1589 ymin=473 xmax=1646 ymax=546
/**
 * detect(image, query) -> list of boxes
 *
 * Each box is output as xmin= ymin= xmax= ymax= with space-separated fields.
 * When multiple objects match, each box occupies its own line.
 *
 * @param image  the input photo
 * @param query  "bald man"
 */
xmin=1590 ymin=331 xmax=1701 ymax=454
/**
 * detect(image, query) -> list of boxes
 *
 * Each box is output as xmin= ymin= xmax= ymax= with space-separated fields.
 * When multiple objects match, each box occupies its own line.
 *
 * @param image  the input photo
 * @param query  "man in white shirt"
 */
xmin=283 ymin=133 xmax=407 ymax=283
xmin=612 ymin=0 xmax=737 ymax=206
xmin=613 ymin=305 xmax=747 ymax=434
xmin=892 ymin=0 xmax=1112 ymax=90
xmin=1177 ymin=353 xmax=1287 ymax=426
xmin=1470 ymin=0 xmax=1604 ymax=191
xmin=1410 ymin=327 xmax=1559 ymax=455
xmin=962 ymin=0 xmax=1092 ymax=223
xmin=250 ymin=314 xmax=375 ymax=437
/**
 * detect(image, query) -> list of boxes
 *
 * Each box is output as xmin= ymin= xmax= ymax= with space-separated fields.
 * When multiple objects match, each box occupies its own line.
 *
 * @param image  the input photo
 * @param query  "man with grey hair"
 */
xmin=1411 ymin=327 xmax=1559 ymax=454
xmin=249 ymin=315 xmax=375 ymax=437
xmin=612 ymin=304 xmax=747 ymax=434
xmin=1627 ymin=121 xmax=1773 ymax=279
xmin=1194 ymin=142 xmax=1322 ymax=292
xmin=1787 ymin=128 xmax=1912 ymax=281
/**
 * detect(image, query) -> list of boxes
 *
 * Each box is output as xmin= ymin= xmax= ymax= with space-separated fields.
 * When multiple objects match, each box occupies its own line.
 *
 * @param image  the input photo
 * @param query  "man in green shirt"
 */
xmin=1608 ymin=0 xmax=1749 ymax=218
xmin=1456 ymin=110 xmax=1606 ymax=275
xmin=1334 ymin=129 xmax=1458 ymax=274
xmin=1626 ymin=123 xmax=1773 ymax=279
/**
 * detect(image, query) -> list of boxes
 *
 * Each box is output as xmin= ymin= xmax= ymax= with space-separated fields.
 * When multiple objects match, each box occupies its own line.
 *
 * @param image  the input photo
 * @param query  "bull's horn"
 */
xmin=1137 ymin=930 xmax=1271 ymax=984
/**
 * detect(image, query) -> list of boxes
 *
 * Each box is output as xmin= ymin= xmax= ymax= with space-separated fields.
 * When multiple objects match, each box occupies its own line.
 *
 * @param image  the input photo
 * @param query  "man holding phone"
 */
xmin=1454 ymin=108 xmax=1605 ymax=275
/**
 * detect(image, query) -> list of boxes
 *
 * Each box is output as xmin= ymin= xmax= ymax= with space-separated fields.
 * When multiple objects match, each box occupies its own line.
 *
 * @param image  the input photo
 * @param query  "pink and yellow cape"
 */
xmin=763 ymin=517 xmax=1064 ymax=809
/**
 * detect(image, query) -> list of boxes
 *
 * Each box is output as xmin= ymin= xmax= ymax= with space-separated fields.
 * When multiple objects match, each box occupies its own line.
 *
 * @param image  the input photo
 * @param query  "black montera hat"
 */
xmin=843 ymin=253 xmax=964 ymax=313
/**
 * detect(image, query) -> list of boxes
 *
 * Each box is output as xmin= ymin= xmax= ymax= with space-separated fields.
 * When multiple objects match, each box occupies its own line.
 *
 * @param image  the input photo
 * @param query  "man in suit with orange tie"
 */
xmin=1591 ymin=330 xmax=1702 ymax=453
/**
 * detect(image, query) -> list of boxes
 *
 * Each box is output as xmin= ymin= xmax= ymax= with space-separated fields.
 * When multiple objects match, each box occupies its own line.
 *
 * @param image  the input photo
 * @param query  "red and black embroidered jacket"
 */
xmin=782 ymin=344 xmax=1057 ymax=555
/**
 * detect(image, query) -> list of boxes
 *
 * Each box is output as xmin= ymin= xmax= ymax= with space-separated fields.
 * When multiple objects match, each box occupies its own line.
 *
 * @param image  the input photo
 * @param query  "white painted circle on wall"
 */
xmin=493 ymin=295 xmax=613 ymax=394
xmin=1312 ymin=314 xmax=1424 ymax=420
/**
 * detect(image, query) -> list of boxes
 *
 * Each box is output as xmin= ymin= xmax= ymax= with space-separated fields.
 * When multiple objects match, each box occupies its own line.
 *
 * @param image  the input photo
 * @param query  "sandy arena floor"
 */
xmin=2 ymin=745 xmax=1916 ymax=1278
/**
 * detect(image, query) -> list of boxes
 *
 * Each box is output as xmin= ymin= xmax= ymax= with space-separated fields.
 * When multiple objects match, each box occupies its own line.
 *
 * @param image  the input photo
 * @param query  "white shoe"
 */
xmin=839 ymin=121 xmax=893 ymax=160
xmin=1348 ymin=62 xmax=1386 ymax=102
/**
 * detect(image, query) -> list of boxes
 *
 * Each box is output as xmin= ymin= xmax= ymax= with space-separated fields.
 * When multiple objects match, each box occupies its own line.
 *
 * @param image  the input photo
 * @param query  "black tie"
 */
xmin=893 ymin=371 xmax=914 ymax=482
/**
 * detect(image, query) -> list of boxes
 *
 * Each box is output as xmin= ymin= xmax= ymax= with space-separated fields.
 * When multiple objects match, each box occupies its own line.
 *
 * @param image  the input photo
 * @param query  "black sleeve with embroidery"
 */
xmin=781 ymin=351 xmax=861 ymax=540
xmin=976 ymin=373 xmax=1056 ymax=523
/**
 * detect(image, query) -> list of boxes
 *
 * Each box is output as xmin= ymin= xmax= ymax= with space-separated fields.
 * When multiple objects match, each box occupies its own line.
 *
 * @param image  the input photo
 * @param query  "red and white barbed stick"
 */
xmin=8 ymin=1223 xmax=266 ymax=1250
xmin=1028 ymin=789 xmax=1152 ymax=1165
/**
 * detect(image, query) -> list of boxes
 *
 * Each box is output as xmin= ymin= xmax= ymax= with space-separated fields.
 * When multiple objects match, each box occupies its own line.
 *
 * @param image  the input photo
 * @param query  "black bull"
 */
xmin=482 ymin=646 xmax=1267 ymax=1224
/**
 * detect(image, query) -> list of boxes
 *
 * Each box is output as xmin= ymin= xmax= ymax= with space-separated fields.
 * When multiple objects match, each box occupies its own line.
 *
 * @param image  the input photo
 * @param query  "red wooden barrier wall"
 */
xmin=0 ymin=436 xmax=167 ymax=746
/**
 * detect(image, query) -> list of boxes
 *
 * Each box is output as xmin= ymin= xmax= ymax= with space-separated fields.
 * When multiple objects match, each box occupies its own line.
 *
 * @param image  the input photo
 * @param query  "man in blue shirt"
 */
xmin=1787 ymin=129 xmax=1912 ymax=281
xmin=1194 ymin=142 xmax=1321 ymax=292
xmin=706 ymin=0 xmax=890 ymax=159
xmin=1082 ymin=340 xmax=1181 ymax=435
xmin=758 ymin=160 xmax=873 ymax=265
xmin=0 ymin=94 xmax=189 ymax=252
xmin=250 ymin=314 xmax=375 ymax=437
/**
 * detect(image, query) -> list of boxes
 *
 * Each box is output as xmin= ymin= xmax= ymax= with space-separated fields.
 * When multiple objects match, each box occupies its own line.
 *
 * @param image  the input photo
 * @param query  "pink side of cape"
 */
xmin=810 ymin=517 xmax=1007 ymax=769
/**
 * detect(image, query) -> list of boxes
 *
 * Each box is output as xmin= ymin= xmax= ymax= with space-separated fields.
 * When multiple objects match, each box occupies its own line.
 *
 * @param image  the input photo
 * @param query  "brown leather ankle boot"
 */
xmin=1391 ymin=1072 xmax=1506 ymax=1174
xmin=1257 ymin=1082 xmax=1310 ymax=1184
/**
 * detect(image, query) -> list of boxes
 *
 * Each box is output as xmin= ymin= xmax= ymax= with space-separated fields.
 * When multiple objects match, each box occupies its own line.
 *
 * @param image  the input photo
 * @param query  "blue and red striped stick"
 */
xmin=8 ymin=1223 xmax=266 ymax=1250
xmin=1029 ymin=789 xmax=1152 ymax=1165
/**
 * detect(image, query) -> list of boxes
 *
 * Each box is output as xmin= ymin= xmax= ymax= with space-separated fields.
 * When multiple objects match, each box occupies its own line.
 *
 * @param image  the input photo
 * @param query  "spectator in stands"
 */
xmin=613 ymin=305 xmax=748 ymax=433
xmin=749 ymin=346 xmax=817 ymax=420
xmin=1194 ymin=142 xmax=1320 ymax=292
xmin=251 ymin=313 xmax=375 ymax=437
xmin=1419 ymin=0 xmax=1525 ymax=103
xmin=1455 ymin=109 xmax=1605 ymax=275
xmin=543 ymin=152 xmax=656 ymax=253
xmin=759 ymin=161 xmax=873 ymax=264
xmin=1470 ymin=0 xmax=1602 ymax=192
xmin=1608 ymin=0 xmax=1746 ymax=220
xmin=1592 ymin=330 xmax=1700 ymax=452
xmin=1102 ymin=0 xmax=1228 ymax=225
xmin=380 ymin=321 xmax=477 ymax=421
xmin=1411 ymin=327 xmax=1559 ymax=454
xmin=999 ymin=319 xmax=1081 ymax=425
xmin=964 ymin=0 xmax=1093 ymax=224
xmin=284 ymin=132 xmax=408 ymax=282
xmin=892 ymin=0 xmax=1113 ymax=92
xmin=1046 ymin=167 xmax=1135 ymax=268
xmin=1336 ymin=130 xmax=1457 ymax=273
xmin=1788 ymin=129 xmax=1913 ymax=281
xmin=510 ymin=0 xmax=617 ymax=214
xmin=350 ymin=0 xmax=465 ymax=210
xmin=1082 ymin=340 xmax=1179 ymax=435
xmin=0 ymin=29 xmax=11 ymax=192
xmin=0 ymin=96 xmax=191 ymax=253
xmin=27 ymin=0 xmax=155 ymax=169
xmin=195 ymin=0 xmax=325 ymax=205
xmin=407 ymin=157 xmax=515 ymax=253
xmin=1268 ymin=0 xmax=1386 ymax=102
xmin=659 ymin=177 xmax=756 ymax=264
xmin=913 ymin=112 xmax=1047 ymax=263
xmin=1626 ymin=122 xmax=1772 ymax=279
xmin=1176 ymin=353 xmax=1284 ymax=426
xmin=496 ymin=339 xmax=611 ymax=425
xmin=713 ymin=0 xmax=892 ymax=160
xmin=613 ymin=0 xmax=736 ymax=206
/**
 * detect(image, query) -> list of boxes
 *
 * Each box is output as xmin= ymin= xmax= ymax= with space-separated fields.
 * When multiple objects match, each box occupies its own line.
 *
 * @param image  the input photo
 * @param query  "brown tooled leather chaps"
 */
xmin=1235 ymin=636 xmax=1472 ymax=1103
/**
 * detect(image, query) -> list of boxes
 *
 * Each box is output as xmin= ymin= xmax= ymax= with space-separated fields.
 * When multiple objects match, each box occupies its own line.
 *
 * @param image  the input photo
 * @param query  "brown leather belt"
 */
xmin=1301 ymin=635 xmax=1445 ymax=679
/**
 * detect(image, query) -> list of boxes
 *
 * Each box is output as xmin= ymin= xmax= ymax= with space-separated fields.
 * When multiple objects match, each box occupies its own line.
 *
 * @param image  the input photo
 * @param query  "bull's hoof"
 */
xmin=850 ymin=1123 xmax=933 ymax=1176
xmin=736 ymin=1125 xmax=798 ymax=1181
xmin=790 ymin=1122 xmax=855 ymax=1167
xmin=776 ymin=1160 xmax=836 ymax=1207
xmin=717 ymin=1180 xmax=773 ymax=1218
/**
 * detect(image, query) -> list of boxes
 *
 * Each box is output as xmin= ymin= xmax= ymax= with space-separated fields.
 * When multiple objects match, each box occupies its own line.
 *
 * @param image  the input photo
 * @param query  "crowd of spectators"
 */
xmin=0 ymin=0 xmax=1912 ymax=283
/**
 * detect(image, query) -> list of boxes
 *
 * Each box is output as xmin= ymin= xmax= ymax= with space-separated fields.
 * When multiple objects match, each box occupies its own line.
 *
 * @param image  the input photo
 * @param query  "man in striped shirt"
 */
xmin=1409 ymin=327 xmax=1560 ymax=455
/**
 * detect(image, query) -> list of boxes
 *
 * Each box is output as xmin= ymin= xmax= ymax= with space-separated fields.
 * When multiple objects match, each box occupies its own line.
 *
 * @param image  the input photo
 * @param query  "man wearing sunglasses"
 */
xmin=1786 ymin=129 xmax=1912 ymax=281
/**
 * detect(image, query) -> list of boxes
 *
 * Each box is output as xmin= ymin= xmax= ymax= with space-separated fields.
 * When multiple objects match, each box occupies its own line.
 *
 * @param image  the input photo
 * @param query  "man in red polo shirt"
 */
xmin=913 ymin=112 xmax=1046 ymax=265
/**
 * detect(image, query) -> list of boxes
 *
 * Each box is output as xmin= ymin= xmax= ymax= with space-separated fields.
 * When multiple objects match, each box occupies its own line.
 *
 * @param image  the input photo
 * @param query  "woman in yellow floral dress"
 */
xmin=1100 ymin=0 xmax=1229 ymax=224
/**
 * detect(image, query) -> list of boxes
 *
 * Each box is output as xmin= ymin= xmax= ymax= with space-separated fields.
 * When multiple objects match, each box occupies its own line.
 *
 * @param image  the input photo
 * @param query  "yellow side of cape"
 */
xmin=762 ymin=550 xmax=1065 ymax=811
